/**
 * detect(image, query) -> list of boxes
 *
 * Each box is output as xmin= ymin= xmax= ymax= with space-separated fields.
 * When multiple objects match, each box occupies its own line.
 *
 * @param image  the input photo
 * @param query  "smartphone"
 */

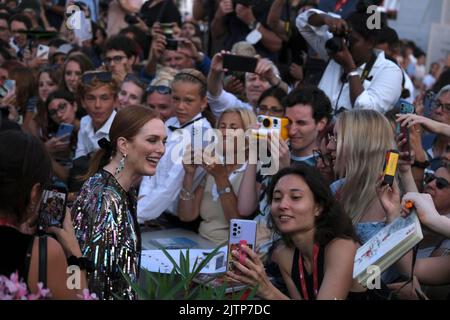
xmin=397 ymin=100 xmax=414 ymax=155
xmin=3 ymin=79 xmax=15 ymax=94
xmin=223 ymin=54 xmax=258 ymax=74
xmin=36 ymin=44 xmax=50 ymax=59
xmin=423 ymin=90 xmax=435 ymax=118
xmin=166 ymin=38 xmax=178 ymax=51
xmin=0 ymin=85 xmax=7 ymax=98
xmin=382 ymin=150 xmax=399 ymax=187
xmin=37 ymin=185 xmax=67 ymax=233
xmin=55 ymin=123 xmax=74 ymax=141
xmin=227 ymin=219 xmax=257 ymax=274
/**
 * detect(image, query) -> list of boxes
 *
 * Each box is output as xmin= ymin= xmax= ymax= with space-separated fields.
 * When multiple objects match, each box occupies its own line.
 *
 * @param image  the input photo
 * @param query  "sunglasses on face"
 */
xmin=313 ymin=149 xmax=333 ymax=167
xmin=424 ymin=173 xmax=450 ymax=189
xmin=81 ymin=71 xmax=112 ymax=85
xmin=48 ymin=102 xmax=68 ymax=117
xmin=256 ymin=106 xmax=284 ymax=115
xmin=146 ymin=85 xmax=171 ymax=95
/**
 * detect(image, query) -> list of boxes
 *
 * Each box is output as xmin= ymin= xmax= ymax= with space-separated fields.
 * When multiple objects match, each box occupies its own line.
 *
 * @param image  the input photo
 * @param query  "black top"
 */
xmin=291 ymin=246 xmax=391 ymax=300
xmin=0 ymin=226 xmax=34 ymax=283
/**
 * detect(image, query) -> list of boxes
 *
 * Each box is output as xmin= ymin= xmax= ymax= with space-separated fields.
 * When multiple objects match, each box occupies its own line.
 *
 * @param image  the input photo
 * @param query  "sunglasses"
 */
xmin=146 ymin=85 xmax=171 ymax=95
xmin=313 ymin=149 xmax=333 ymax=167
xmin=48 ymin=102 xmax=68 ymax=117
xmin=81 ymin=71 xmax=112 ymax=85
xmin=424 ymin=174 xmax=450 ymax=189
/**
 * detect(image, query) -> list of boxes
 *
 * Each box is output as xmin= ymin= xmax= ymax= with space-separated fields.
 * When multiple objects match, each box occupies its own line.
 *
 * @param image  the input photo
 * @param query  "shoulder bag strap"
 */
xmin=39 ymin=236 xmax=47 ymax=287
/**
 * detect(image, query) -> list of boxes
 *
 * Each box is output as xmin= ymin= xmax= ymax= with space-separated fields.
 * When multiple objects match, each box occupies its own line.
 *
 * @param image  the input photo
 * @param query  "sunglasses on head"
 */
xmin=146 ymin=85 xmax=171 ymax=95
xmin=424 ymin=173 xmax=450 ymax=189
xmin=81 ymin=71 xmax=112 ymax=85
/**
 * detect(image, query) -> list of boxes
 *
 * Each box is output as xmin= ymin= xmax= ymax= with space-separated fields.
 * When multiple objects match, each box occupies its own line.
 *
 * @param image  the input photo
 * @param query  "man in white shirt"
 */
xmin=75 ymin=71 xmax=118 ymax=159
xmin=137 ymin=69 xmax=212 ymax=223
xmin=296 ymin=7 xmax=403 ymax=114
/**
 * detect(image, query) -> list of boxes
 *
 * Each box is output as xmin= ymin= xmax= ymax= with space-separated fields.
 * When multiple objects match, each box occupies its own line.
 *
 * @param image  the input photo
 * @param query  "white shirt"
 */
xmin=75 ymin=111 xmax=117 ymax=159
xmin=137 ymin=114 xmax=212 ymax=223
xmin=403 ymin=70 xmax=415 ymax=104
xmin=207 ymin=89 xmax=254 ymax=119
xmin=296 ymin=9 xmax=403 ymax=114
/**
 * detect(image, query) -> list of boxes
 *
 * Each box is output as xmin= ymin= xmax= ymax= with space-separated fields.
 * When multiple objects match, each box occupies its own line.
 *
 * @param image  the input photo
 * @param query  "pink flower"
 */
xmin=77 ymin=288 xmax=98 ymax=300
xmin=0 ymin=272 xmax=51 ymax=300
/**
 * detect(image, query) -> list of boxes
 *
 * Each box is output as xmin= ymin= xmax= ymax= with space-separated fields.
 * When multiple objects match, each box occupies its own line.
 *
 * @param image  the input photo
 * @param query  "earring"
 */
xmin=115 ymin=153 xmax=127 ymax=176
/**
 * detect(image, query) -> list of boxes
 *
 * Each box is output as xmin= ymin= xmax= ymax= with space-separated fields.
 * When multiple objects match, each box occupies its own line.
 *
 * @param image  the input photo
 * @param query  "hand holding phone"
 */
xmin=227 ymin=219 xmax=257 ymax=274
xmin=223 ymin=54 xmax=258 ymax=73
xmin=37 ymin=185 xmax=68 ymax=234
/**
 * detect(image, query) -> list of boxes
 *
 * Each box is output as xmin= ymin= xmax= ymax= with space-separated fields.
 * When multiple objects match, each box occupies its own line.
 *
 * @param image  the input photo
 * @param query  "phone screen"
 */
xmin=37 ymin=186 xmax=67 ymax=233
xmin=223 ymin=54 xmax=258 ymax=73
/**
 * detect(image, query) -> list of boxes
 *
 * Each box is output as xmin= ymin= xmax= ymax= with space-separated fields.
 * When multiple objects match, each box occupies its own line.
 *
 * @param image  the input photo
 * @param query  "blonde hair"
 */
xmin=335 ymin=110 xmax=396 ymax=224
xmin=152 ymin=66 xmax=178 ymax=87
xmin=216 ymin=107 xmax=257 ymax=131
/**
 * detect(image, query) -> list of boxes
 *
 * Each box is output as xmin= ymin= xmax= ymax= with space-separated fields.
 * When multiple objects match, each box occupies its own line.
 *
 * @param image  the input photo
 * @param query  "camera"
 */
xmin=252 ymin=115 xmax=289 ymax=140
xmin=325 ymin=34 xmax=352 ymax=56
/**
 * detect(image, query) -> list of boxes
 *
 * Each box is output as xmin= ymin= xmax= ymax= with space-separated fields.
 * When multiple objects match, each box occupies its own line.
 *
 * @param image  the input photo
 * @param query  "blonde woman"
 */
xmin=327 ymin=110 xmax=417 ymax=283
xmin=178 ymin=107 xmax=257 ymax=244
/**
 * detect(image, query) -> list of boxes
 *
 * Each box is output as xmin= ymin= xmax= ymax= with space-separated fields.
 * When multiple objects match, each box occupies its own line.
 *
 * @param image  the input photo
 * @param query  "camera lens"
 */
xmin=262 ymin=118 xmax=271 ymax=128
xmin=233 ymin=227 xmax=237 ymax=232
xmin=233 ymin=232 xmax=236 ymax=236
xmin=273 ymin=119 xmax=278 ymax=125
xmin=233 ymin=223 xmax=237 ymax=227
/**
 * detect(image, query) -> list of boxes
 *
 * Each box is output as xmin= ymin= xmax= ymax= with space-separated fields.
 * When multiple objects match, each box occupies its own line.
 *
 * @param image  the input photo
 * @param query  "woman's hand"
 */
xmin=401 ymin=192 xmax=441 ymax=227
xmin=376 ymin=174 xmax=401 ymax=223
xmin=210 ymin=51 xmax=229 ymax=73
xmin=225 ymin=244 xmax=275 ymax=299
xmin=224 ymin=75 xmax=245 ymax=96
xmin=201 ymin=152 xmax=227 ymax=179
xmin=268 ymin=134 xmax=290 ymax=170
xmin=396 ymin=113 xmax=442 ymax=134
xmin=47 ymin=208 xmax=82 ymax=258
xmin=45 ymin=136 xmax=70 ymax=154
xmin=396 ymin=132 xmax=414 ymax=173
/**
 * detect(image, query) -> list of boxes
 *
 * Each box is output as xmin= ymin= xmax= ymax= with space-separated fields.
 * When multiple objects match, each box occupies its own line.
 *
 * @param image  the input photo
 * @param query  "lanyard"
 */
xmin=298 ymin=243 xmax=320 ymax=300
xmin=334 ymin=0 xmax=349 ymax=12
xmin=0 ymin=218 xmax=15 ymax=228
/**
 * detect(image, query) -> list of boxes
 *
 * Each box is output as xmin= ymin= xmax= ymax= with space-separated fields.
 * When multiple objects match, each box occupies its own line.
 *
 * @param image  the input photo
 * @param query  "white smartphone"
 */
xmin=37 ymin=44 xmax=50 ymax=59
xmin=227 ymin=219 xmax=257 ymax=273
xmin=3 ymin=79 xmax=15 ymax=94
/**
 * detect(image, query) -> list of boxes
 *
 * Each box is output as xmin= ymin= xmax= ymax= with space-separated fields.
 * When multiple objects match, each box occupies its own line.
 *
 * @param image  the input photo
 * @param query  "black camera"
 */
xmin=325 ymin=34 xmax=352 ymax=56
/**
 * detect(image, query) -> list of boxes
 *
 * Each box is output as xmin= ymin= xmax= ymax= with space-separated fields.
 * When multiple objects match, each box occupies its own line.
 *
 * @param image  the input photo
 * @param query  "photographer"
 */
xmin=296 ymin=3 xmax=403 ymax=114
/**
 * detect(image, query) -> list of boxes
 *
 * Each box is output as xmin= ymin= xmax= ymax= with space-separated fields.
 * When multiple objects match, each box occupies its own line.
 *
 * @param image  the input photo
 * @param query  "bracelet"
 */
xmin=67 ymin=256 xmax=95 ymax=272
xmin=180 ymin=187 xmax=194 ymax=201
xmin=346 ymin=70 xmax=359 ymax=82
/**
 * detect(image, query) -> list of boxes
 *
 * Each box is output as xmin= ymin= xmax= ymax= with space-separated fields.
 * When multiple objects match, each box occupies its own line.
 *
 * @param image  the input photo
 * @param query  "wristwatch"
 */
xmin=346 ymin=70 xmax=360 ymax=82
xmin=217 ymin=186 xmax=232 ymax=196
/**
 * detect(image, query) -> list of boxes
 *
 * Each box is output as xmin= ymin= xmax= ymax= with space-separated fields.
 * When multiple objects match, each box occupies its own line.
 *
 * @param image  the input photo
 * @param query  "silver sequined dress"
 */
xmin=71 ymin=169 xmax=141 ymax=300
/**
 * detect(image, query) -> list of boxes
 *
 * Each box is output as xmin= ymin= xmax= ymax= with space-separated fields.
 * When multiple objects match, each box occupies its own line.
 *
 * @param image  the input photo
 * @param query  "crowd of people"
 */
xmin=1 ymin=0 xmax=450 ymax=300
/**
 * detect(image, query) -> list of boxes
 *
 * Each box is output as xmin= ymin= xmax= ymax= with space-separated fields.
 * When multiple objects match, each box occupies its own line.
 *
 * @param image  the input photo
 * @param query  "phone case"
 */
xmin=223 ymin=54 xmax=258 ymax=74
xmin=56 ymin=123 xmax=74 ymax=139
xmin=37 ymin=45 xmax=50 ymax=59
xmin=227 ymin=219 xmax=257 ymax=273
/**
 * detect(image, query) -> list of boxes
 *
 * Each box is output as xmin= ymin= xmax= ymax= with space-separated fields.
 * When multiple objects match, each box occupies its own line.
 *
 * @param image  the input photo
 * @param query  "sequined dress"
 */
xmin=71 ymin=169 xmax=141 ymax=300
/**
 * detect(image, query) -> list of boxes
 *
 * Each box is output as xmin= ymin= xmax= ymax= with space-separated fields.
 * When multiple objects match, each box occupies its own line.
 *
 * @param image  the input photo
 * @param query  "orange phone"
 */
xmin=382 ymin=150 xmax=399 ymax=187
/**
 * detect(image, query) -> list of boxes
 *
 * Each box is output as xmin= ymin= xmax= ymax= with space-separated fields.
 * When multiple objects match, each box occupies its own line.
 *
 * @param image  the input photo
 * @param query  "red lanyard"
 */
xmin=0 ymin=218 xmax=15 ymax=228
xmin=298 ymin=244 xmax=320 ymax=300
xmin=334 ymin=0 xmax=349 ymax=12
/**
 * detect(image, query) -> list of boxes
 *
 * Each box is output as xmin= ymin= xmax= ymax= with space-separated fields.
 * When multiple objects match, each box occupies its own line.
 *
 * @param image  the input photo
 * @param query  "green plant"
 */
xmin=121 ymin=246 xmax=257 ymax=300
